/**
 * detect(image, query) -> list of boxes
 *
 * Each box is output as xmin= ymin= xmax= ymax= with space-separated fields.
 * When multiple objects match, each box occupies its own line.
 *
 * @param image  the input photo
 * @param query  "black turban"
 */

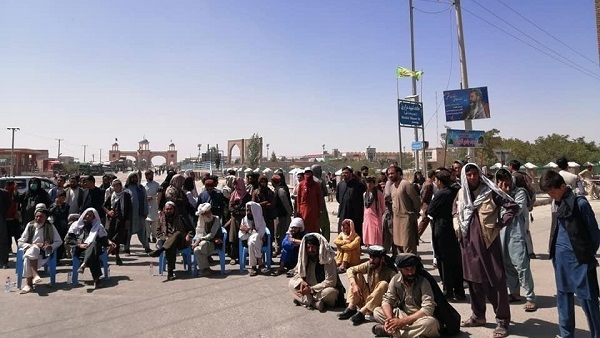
xmin=367 ymin=245 xmax=386 ymax=258
xmin=395 ymin=254 xmax=421 ymax=268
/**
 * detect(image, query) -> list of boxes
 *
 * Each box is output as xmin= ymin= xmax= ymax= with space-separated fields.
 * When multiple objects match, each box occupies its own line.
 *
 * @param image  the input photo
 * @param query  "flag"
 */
xmin=396 ymin=67 xmax=423 ymax=80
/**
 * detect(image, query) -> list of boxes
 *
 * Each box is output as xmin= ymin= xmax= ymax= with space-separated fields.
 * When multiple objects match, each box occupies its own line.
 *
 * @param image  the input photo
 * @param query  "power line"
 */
xmin=467 ymin=0 xmax=600 ymax=80
xmin=494 ymin=0 xmax=598 ymax=66
xmin=460 ymin=5 xmax=600 ymax=82
xmin=414 ymin=6 xmax=453 ymax=14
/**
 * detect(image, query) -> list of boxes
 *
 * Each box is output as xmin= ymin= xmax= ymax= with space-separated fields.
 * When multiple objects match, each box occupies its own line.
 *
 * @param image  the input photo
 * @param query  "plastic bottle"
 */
xmin=67 ymin=271 xmax=72 ymax=285
xmin=149 ymin=262 xmax=154 ymax=276
xmin=106 ymin=266 xmax=110 ymax=279
xmin=5 ymin=277 xmax=10 ymax=293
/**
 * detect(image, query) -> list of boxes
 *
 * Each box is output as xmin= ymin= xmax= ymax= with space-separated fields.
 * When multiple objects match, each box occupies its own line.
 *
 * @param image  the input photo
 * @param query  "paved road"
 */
xmin=1 ymin=179 xmax=598 ymax=337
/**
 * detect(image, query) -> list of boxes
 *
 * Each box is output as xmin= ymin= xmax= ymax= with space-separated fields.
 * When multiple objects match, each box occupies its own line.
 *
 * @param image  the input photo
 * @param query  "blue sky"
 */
xmin=1 ymin=0 xmax=599 ymax=163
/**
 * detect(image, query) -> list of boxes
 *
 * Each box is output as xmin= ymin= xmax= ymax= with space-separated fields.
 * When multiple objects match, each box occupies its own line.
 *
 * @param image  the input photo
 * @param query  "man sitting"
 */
xmin=271 ymin=217 xmax=305 ymax=277
xmin=149 ymin=201 xmax=195 ymax=281
xmin=17 ymin=204 xmax=63 ymax=294
xmin=192 ymin=203 xmax=223 ymax=277
xmin=333 ymin=219 xmax=361 ymax=272
xmin=372 ymin=254 xmax=440 ymax=338
xmin=66 ymin=207 xmax=116 ymax=289
xmin=289 ymin=233 xmax=339 ymax=312
xmin=238 ymin=201 xmax=267 ymax=276
xmin=338 ymin=245 xmax=397 ymax=326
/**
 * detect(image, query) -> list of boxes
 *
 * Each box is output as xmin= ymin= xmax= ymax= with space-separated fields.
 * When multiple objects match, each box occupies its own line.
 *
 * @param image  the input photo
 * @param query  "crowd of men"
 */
xmin=0 ymin=157 xmax=598 ymax=337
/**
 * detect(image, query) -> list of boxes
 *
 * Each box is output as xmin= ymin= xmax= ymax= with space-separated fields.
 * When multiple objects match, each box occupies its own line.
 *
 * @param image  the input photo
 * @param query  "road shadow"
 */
xmin=509 ymin=317 xmax=589 ymax=337
xmin=86 ymin=275 xmax=133 ymax=293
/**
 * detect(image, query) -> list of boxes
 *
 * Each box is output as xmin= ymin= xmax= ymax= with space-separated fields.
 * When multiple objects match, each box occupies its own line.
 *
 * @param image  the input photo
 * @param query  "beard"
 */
xmin=202 ymin=215 xmax=212 ymax=223
xmin=34 ymin=221 xmax=45 ymax=229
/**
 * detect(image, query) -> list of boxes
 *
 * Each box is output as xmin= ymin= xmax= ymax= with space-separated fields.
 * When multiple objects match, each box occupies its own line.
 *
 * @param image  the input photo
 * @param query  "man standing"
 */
xmin=336 ymin=166 xmax=365 ymax=236
xmin=454 ymin=164 xmax=518 ymax=338
xmin=388 ymin=166 xmax=421 ymax=254
xmin=271 ymin=174 xmax=292 ymax=257
xmin=149 ymin=201 xmax=194 ymax=281
xmin=311 ymin=164 xmax=331 ymax=242
xmin=372 ymin=254 xmax=440 ymax=338
xmin=540 ymin=170 xmax=600 ymax=338
xmin=198 ymin=176 xmax=225 ymax=219
xmin=578 ymin=164 xmax=598 ymax=199
xmin=49 ymin=175 xmax=66 ymax=202
xmin=81 ymin=176 xmax=106 ymax=223
xmin=144 ymin=170 xmax=160 ymax=244
xmin=289 ymin=233 xmax=339 ymax=312
xmin=4 ymin=181 xmax=21 ymax=257
xmin=0 ymin=185 xmax=9 ymax=269
xmin=338 ymin=245 xmax=397 ymax=326
xmin=417 ymin=170 xmax=436 ymax=238
xmin=296 ymin=167 xmax=323 ymax=234
xmin=64 ymin=175 xmax=84 ymax=215
xmin=557 ymin=157 xmax=583 ymax=195
xmin=124 ymin=172 xmax=150 ymax=254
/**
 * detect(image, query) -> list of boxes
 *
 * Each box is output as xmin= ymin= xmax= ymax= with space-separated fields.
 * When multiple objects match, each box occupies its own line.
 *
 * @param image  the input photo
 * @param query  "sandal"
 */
xmin=461 ymin=316 xmax=486 ymax=327
xmin=524 ymin=301 xmax=538 ymax=312
xmin=270 ymin=269 xmax=284 ymax=276
xmin=493 ymin=324 xmax=508 ymax=338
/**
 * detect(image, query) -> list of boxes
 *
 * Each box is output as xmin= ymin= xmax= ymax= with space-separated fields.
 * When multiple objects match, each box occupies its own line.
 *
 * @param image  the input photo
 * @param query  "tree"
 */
xmin=270 ymin=151 xmax=277 ymax=162
xmin=246 ymin=133 xmax=262 ymax=167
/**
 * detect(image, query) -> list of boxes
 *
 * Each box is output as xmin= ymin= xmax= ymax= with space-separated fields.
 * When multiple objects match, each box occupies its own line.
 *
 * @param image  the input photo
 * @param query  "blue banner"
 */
xmin=443 ymin=87 xmax=491 ymax=122
xmin=398 ymin=99 xmax=423 ymax=127
xmin=446 ymin=129 xmax=485 ymax=148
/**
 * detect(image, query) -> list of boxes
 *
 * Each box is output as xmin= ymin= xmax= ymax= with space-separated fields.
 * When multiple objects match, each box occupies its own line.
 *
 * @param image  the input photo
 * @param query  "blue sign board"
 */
xmin=411 ymin=141 xmax=423 ymax=150
xmin=398 ymin=99 xmax=423 ymax=127
xmin=446 ymin=129 xmax=485 ymax=148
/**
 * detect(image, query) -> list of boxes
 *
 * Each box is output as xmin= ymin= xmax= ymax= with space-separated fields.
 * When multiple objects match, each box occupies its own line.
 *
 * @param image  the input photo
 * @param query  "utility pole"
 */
xmin=454 ymin=0 xmax=475 ymax=160
xmin=409 ymin=0 xmax=420 ymax=171
xmin=6 ymin=127 xmax=19 ymax=176
xmin=82 ymin=145 xmax=88 ymax=163
xmin=99 ymin=149 xmax=102 ymax=163
xmin=55 ymin=138 xmax=63 ymax=159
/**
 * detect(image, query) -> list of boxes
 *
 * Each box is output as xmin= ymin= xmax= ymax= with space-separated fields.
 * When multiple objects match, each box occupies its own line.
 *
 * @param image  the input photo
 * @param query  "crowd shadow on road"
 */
xmin=509 ymin=317 xmax=588 ymax=337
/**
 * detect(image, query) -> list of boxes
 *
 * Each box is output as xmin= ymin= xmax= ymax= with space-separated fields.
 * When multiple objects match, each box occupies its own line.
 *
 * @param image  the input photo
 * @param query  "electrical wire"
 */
xmin=494 ymin=0 xmax=598 ymax=66
xmin=461 ymin=5 xmax=600 ymax=82
xmin=414 ymin=6 xmax=453 ymax=14
xmin=467 ymin=0 xmax=600 ymax=80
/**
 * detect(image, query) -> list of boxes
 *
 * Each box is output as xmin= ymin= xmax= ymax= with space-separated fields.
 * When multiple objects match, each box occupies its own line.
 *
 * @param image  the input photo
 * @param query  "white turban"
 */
xmin=288 ymin=217 xmax=305 ymax=232
xmin=196 ymin=202 xmax=212 ymax=216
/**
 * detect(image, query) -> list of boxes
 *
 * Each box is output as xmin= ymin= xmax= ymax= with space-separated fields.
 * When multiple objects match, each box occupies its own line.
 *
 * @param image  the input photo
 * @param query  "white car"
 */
xmin=0 ymin=176 xmax=56 ymax=194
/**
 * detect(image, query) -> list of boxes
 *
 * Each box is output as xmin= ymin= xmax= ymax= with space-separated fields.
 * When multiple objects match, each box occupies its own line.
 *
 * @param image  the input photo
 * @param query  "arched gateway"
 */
xmin=109 ymin=139 xmax=177 ymax=167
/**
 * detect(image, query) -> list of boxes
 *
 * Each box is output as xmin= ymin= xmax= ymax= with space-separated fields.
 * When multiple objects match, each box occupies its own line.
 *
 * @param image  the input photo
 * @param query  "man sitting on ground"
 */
xmin=239 ymin=201 xmax=267 ymax=276
xmin=372 ymin=254 xmax=440 ymax=338
xmin=192 ymin=203 xmax=223 ymax=277
xmin=17 ymin=204 xmax=63 ymax=294
xmin=149 ymin=201 xmax=195 ymax=281
xmin=339 ymin=245 xmax=397 ymax=326
xmin=66 ymin=208 xmax=116 ymax=289
xmin=271 ymin=217 xmax=306 ymax=276
xmin=289 ymin=233 xmax=339 ymax=312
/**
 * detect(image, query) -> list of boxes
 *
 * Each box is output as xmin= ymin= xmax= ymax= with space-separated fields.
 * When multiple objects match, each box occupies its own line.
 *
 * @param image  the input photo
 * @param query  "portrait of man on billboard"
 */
xmin=460 ymin=88 xmax=490 ymax=120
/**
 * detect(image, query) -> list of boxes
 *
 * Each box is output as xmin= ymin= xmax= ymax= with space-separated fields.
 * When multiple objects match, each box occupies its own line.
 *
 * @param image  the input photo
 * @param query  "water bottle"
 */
xmin=67 ymin=271 xmax=72 ymax=285
xmin=5 ymin=277 xmax=10 ymax=293
xmin=106 ymin=266 xmax=110 ymax=279
xmin=149 ymin=262 xmax=154 ymax=276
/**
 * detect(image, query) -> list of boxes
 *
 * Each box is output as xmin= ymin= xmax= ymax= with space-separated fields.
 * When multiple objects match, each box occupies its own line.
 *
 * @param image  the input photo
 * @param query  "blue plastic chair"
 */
xmin=192 ymin=227 xmax=228 ymax=276
xmin=16 ymin=247 xmax=57 ymax=289
xmin=158 ymin=246 xmax=193 ymax=275
xmin=239 ymin=227 xmax=272 ymax=272
xmin=71 ymin=247 xmax=109 ymax=285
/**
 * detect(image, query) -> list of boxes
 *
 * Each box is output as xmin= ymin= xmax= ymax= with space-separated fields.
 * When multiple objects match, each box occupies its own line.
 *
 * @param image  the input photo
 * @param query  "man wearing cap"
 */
xmin=372 ymin=254 xmax=440 ymax=337
xmin=198 ymin=176 xmax=225 ymax=219
xmin=192 ymin=203 xmax=223 ymax=277
xmin=289 ymin=233 xmax=339 ymax=312
xmin=338 ymin=245 xmax=397 ymax=326
xmin=296 ymin=167 xmax=324 ymax=234
xmin=17 ymin=204 xmax=63 ymax=294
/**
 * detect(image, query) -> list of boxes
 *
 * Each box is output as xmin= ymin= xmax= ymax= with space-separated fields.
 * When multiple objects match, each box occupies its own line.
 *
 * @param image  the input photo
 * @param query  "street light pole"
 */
xmin=55 ymin=138 xmax=63 ymax=159
xmin=7 ymin=127 xmax=20 ymax=176
xmin=266 ymin=144 xmax=270 ymax=162
xmin=408 ymin=0 xmax=420 ymax=171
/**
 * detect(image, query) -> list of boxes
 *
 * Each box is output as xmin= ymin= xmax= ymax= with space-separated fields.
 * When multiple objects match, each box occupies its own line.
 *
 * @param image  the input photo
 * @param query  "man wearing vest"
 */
xmin=17 ymin=204 xmax=63 ymax=294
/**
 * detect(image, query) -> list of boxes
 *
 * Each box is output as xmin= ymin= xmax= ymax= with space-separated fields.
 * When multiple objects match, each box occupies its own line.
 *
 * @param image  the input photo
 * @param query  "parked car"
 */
xmin=0 ymin=176 xmax=56 ymax=194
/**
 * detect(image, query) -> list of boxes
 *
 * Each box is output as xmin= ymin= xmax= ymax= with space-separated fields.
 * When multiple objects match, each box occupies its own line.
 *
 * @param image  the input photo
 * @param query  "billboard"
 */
xmin=398 ymin=99 xmax=423 ymax=127
xmin=446 ymin=129 xmax=485 ymax=148
xmin=443 ymin=87 xmax=490 ymax=122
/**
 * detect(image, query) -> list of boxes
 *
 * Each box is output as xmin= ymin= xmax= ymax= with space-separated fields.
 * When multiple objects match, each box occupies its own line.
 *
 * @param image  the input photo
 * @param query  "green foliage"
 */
xmin=246 ymin=133 xmax=262 ymax=168
xmin=270 ymin=151 xmax=278 ymax=162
